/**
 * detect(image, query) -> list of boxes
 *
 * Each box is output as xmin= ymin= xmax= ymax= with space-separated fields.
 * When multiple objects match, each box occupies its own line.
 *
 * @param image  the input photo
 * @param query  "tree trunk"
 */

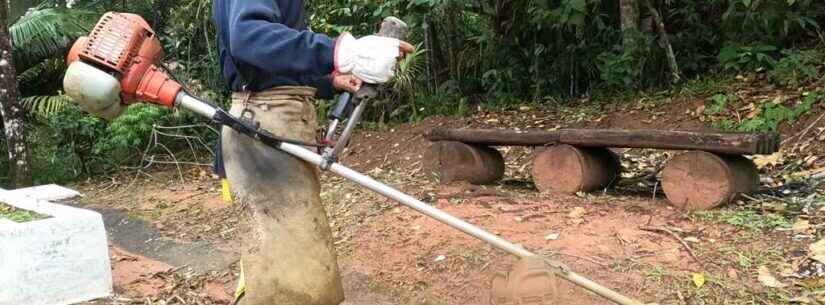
xmin=643 ymin=0 xmax=681 ymax=83
xmin=0 ymin=0 xmax=33 ymax=188
xmin=620 ymin=0 xmax=638 ymax=47
xmin=444 ymin=1 xmax=460 ymax=83
xmin=492 ymin=0 xmax=515 ymax=37
xmin=423 ymin=16 xmax=436 ymax=91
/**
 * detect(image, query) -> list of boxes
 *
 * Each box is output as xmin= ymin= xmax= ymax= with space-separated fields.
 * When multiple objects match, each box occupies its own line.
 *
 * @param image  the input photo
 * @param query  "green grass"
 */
xmin=695 ymin=208 xmax=792 ymax=232
xmin=678 ymin=75 xmax=733 ymax=97
xmin=646 ymin=265 xmax=667 ymax=282
xmin=0 ymin=202 xmax=48 ymax=223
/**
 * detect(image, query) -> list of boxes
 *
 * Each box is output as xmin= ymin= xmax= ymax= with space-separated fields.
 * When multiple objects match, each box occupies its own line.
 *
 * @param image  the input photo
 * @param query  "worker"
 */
xmin=211 ymin=1 xmax=413 ymax=305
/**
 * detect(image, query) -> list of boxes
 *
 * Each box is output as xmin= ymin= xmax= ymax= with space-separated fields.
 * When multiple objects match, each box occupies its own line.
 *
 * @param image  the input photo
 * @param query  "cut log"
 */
xmin=429 ymin=141 xmax=504 ymax=185
xmin=427 ymin=128 xmax=779 ymax=155
xmin=532 ymin=145 xmax=621 ymax=194
xmin=661 ymin=151 xmax=759 ymax=211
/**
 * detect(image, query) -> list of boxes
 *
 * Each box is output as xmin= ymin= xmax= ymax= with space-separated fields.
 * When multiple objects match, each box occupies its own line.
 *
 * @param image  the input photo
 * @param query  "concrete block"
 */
xmin=4 ymin=184 xmax=81 ymax=202
xmin=0 ymin=186 xmax=112 ymax=305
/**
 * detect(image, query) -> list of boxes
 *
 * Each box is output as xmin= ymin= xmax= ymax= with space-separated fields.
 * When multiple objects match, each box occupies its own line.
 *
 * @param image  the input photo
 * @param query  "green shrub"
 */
xmin=597 ymin=49 xmax=637 ymax=88
xmin=0 ymin=202 xmax=48 ymax=222
xmin=408 ymin=85 xmax=468 ymax=122
xmin=768 ymin=49 xmax=822 ymax=86
xmin=595 ymin=32 xmax=657 ymax=89
xmin=26 ymin=103 xmax=177 ymax=184
xmin=705 ymin=94 xmax=729 ymax=115
xmin=738 ymin=93 xmax=820 ymax=132
xmin=705 ymin=92 xmax=821 ymax=132
xmin=718 ymin=43 xmax=778 ymax=72
xmin=707 ymin=93 xmax=737 ymax=130
xmin=713 ymin=118 xmax=736 ymax=130
xmin=97 ymin=104 xmax=171 ymax=160
xmin=715 ymin=209 xmax=791 ymax=231
xmin=37 ymin=105 xmax=109 ymax=182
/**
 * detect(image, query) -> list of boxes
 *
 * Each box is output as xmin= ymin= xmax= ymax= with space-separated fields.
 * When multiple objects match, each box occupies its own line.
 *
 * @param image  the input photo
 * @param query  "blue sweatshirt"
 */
xmin=212 ymin=0 xmax=337 ymax=99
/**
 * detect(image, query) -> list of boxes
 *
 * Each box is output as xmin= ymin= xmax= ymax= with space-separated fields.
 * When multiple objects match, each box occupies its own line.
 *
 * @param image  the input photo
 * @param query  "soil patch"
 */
xmin=93 ymin=206 xmax=236 ymax=273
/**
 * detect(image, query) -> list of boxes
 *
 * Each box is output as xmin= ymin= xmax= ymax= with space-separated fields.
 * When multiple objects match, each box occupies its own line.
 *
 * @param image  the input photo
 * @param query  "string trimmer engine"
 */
xmin=64 ymin=12 xmax=182 ymax=119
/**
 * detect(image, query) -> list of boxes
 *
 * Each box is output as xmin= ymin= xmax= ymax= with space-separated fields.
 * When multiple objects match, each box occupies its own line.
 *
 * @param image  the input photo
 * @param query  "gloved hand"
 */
xmin=334 ymin=33 xmax=414 ymax=84
xmin=331 ymin=71 xmax=363 ymax=93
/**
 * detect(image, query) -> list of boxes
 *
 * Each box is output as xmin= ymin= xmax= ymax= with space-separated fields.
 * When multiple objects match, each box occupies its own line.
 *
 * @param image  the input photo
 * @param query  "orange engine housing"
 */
xmin=68 ymin=12 xmax=181 ymax=107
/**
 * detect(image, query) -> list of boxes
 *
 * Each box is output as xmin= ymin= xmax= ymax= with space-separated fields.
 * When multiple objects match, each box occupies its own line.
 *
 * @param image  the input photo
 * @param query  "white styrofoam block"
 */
xmin=0 ymin=186 xmax=112 ymax=305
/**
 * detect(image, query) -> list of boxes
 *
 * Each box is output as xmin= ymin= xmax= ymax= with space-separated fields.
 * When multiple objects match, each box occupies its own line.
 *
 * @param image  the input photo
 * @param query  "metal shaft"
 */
xmin=177 ymin=93 xmax=217 ymax=118
xmin=324 ymin=119 xmax=339 ymax=143
xmin=330 ymin=102 xmax=366 ymax=158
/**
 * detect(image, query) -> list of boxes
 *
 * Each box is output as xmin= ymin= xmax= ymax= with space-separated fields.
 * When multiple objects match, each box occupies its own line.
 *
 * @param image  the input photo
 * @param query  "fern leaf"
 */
xmin=20 ymin=95 xmax=73 ymax=120
xmin=17 ymin=58 xmax=65 ymax=96
xmin=10 ymin=7 xmax=97 ymax=72
xmin=393 ymin=42 xmax=426 ymax=92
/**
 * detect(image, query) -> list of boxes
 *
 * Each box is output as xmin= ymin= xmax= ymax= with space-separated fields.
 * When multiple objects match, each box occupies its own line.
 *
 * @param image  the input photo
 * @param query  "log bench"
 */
xmin=426 ymin=128 xmax=779 ymax=211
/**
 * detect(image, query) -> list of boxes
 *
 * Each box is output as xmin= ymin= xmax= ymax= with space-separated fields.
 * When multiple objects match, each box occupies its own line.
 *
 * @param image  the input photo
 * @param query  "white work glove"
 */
xmin=334 ymin=33 xmax=401 ymax=84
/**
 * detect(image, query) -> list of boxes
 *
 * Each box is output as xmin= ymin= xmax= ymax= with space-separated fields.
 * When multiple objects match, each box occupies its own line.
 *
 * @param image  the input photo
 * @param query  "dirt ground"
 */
xmin=69 ymin=84 xmax=825 ymax=305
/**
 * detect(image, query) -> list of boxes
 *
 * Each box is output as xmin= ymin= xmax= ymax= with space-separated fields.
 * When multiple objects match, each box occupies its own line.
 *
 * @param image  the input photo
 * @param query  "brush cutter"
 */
xmin=62 ymin=12 xmax=649 ymax=305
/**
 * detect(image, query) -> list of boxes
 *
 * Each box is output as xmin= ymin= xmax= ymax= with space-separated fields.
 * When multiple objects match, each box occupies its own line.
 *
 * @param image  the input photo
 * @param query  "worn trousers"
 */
xmin=222 ymin=86 xmax=344 ymax=305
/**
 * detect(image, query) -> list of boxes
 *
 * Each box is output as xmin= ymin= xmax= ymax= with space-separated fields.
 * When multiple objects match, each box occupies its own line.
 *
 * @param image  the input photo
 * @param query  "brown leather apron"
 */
xmin=222 ymin=86 xmax=344 ymax=305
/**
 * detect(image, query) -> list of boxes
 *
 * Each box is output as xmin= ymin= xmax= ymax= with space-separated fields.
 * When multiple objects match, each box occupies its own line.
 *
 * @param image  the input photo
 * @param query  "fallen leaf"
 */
xmin=780 ymin=263 xmax=797 ymax=278
xmin=790 ymin=168 xmax=825 ymax=180
xmin=754 ymin=151 xmax=783 ymax=169
xmin=771 ymin=96 xmax=784 ymax=105
xmin=809 ymin=239 xmax=825 ymax=264
xmin=794 ymin=219 xmax=814 ymax=235
xmin=758 ymin=266 xmax=788 ymax=288
xmin=817 ymin=292 xmax=825 ymax=304
xmin=727 ymin=268 xmax=739 ymax=280
xmin=544 ymin=233 xmax=560 ymax=241
xmin=434 ymin=255 xmax=446 ymax=262
xmin=804 ymin=155 xmax=819 ymax=167
xmin=567 ymin=207 xmax=586 ymax=219
xmin=692 ymin=272 xmax=705 ymax=288
xmin=684 ymin=237 xmax=700 ymax=243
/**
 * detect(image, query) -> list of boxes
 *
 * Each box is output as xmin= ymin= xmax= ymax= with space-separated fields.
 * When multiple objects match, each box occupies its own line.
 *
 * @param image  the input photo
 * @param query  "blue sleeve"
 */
xmin=312 ymin=75 xmax=335 ymax=99
xmin=228 ymin=0 xmax=335 ymax=83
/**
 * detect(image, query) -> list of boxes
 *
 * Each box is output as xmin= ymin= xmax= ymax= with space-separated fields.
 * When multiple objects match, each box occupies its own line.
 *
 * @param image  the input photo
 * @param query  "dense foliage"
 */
xmin=0 ymin=0 xmax=823 ymax=185
xmin=308 ymin=0 xmax=824 ymax=119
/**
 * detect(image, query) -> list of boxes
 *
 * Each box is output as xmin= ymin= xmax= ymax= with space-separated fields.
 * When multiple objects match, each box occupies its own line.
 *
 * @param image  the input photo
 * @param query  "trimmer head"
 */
xmin=491 ymin=256 xmax=560 ymax=305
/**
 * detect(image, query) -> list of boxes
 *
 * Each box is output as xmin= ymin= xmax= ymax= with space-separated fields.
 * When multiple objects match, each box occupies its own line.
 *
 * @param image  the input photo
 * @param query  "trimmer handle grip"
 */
xmin=353 ymin=17 xmax=409 ymax=101
xmin=328 ymin=92 xmax=354 ymax=120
